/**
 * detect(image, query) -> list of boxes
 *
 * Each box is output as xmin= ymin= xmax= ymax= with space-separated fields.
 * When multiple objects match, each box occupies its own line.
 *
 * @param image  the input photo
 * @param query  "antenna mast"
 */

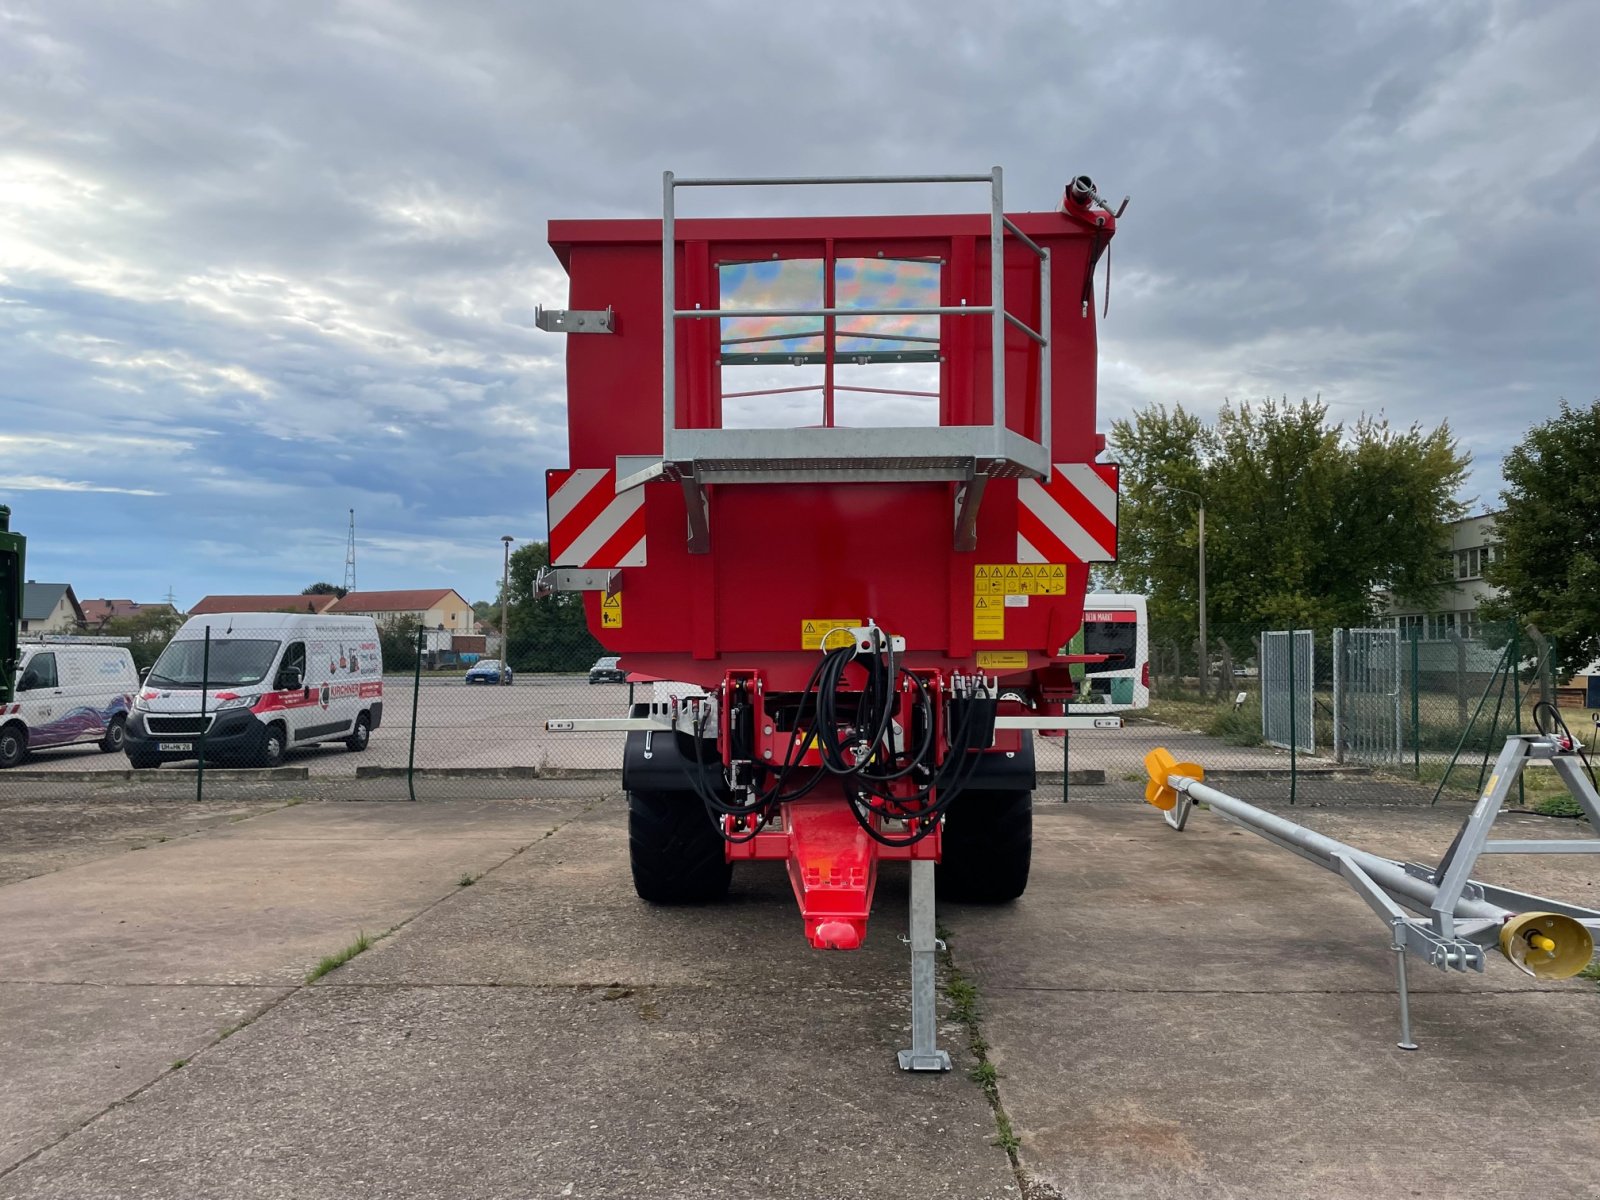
xmin=343 ymin=509 xmax=357 ymax=593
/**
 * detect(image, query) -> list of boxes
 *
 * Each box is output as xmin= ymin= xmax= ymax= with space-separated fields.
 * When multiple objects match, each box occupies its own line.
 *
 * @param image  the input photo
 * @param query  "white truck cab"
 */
xmin=1 ymin=638 xmax=140 ymax=768
xmin=125 ymin=612 xmax=383 ymax=769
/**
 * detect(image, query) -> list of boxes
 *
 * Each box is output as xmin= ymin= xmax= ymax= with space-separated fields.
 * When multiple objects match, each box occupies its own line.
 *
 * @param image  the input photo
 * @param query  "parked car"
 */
xmin=466 ymin=659 xmax=512 ymax=685
xmin=2 ymin=640 xmax=140 ymax=768
xmin=125 ymin=612 xmax=383 ymax=769
xmin=589 ymin=656 xmax=625 ymax=684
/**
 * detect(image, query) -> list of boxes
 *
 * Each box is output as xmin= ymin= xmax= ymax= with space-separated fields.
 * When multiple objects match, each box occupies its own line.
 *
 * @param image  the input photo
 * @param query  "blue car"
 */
xmin=465 ymin=659 xmax=512 ymax=685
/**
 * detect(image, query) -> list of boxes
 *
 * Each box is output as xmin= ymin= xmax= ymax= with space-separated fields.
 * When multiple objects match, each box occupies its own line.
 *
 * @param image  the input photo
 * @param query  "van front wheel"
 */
xmin=100 ymin=714 xmax=126 ymax=753
xmin=345 ymin=712 xmax=371 ymax=752
xmin=256 ymin=723 xmax=287 ymax=769
xmin=0 ymin=723 xmax=26 ymax=769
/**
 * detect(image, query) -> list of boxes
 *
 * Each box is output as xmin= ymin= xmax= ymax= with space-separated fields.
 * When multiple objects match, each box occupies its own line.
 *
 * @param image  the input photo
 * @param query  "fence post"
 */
xmin=1062 ymin=723 xmax=1070 ymax=805
xmin=1287 ymin=629 xmax=1297 ymax=806
xmin=195 ymin=625 xmax=210 ymax=805
xmin=1526 ymin=624 xmax=1554 ymax=708
xmin=407 ymin=625 xmax=424 ymax=802
xmin=1410 ymin=628 xmax=1420 ymax=780
xmin=1332 ymin=627 xmax=1344 ymax=764
xmin=1448 ymin=630 xmax=1468 ymax=726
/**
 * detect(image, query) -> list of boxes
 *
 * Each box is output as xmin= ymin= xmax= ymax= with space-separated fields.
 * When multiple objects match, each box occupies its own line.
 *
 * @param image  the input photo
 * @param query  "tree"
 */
xmin=101 ymin=608 xmax=185 ymax=672
xmin=1110 ymin=398 xmax=1469 ymax=650
xmin=501 ymin=542 xmax=604 ymax=672
xmin=302 ymin=582 xmax=348 ymax=598
xmin=377 ymin=615 xmax=423 ymax=672
xmin=1480 ymin=399 xmax=1600 ymax=678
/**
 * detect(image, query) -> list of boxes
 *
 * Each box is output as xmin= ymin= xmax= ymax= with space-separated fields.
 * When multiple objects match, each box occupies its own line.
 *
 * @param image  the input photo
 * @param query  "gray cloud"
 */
xmin=1 ymin=0 xmax=1594 ymax=603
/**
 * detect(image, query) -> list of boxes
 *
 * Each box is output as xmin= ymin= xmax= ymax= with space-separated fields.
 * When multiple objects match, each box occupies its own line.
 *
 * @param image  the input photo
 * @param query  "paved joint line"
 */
xmin=0 ymin=980 xmax=291 ymax=990
xmin=0 ymin=794 xmax=611 ymax=1184
xmin=983 ymin=984 xmax=1590 ymax=996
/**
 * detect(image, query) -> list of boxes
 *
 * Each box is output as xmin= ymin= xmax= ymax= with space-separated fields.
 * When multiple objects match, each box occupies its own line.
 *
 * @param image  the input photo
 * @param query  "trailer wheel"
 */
xmin=938 ymin=788 xmax=1032 ymax=903
xmin=628 ymin=789 xmax=732 ymax=903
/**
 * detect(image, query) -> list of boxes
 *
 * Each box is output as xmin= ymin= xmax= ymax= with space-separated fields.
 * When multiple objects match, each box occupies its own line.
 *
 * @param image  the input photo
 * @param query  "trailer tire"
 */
xmin=628 ymin=789 xmax=732 ymax=904
xmin=938 ymin=788 xmax=1032 ymax=903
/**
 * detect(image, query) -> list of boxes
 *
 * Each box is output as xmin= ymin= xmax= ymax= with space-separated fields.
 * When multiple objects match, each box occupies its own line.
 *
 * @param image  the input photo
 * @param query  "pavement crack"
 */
xmin=938 ymin=927 xmax=1026 ymax=1185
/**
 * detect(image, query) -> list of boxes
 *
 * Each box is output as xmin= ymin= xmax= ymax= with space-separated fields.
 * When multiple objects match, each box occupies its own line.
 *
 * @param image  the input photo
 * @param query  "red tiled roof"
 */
xmin=329 ymin=589 xmax=462 ymax=613
xmin=189 ymin=594 xmax=340 ymax=615
xmin=81 ymin=599 xmax=177 ymax=623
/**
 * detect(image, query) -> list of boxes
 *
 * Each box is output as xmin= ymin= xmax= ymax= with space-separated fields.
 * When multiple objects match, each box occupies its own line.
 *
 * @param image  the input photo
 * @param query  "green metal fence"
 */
xmin=1 ymin=610 xmax=1581 ymax=816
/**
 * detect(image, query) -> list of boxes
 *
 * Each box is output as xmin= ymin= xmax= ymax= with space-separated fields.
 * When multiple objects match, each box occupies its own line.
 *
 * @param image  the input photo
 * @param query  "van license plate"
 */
xmin=158 ymin=742 xmax=194 ymax=752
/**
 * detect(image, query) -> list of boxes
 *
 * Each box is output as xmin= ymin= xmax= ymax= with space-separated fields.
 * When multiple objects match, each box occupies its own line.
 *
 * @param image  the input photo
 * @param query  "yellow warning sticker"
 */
xmin=600 ymin=591 xmax=623 ymax=629
xmin=976 ymin=563 xmax=1068 ymax=596
xmin=801 ymin=618 xmax=861 ymax=650
xmin=972 ymin=595 xmax=1005 ymax=641
xmin=977 ymin=650 xmax=1029 ymax=670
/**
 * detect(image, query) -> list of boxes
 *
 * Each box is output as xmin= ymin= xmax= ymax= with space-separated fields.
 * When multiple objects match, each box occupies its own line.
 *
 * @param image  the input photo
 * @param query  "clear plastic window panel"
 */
xmin=717 ymin=257 xmax=941 ymax=429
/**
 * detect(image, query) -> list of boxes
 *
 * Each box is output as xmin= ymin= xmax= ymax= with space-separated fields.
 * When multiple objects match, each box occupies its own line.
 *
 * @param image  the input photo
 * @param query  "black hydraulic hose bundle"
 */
xmin=1533 ymin=700 xmax=1597 ymax=790
xmin=680 ymin=644 xmax=998 ymax=848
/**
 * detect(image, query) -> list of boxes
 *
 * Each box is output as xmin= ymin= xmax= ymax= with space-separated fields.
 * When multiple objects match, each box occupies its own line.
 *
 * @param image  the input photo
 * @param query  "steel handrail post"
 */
xmin=990 ymin=166 xmax=1005 ymax=456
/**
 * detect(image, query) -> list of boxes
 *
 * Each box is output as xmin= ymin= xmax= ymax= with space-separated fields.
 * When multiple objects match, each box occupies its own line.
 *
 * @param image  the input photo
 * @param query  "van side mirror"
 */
xmin=277 ymin=668 xmax=302 ymax=692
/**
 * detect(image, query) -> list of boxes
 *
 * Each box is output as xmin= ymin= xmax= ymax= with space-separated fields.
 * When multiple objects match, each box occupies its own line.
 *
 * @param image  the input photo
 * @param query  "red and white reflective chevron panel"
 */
xmin=1017 ymin=462 xmax=1119 ymax=563
xmin=546 ymin=468 xmax=646 ymax=568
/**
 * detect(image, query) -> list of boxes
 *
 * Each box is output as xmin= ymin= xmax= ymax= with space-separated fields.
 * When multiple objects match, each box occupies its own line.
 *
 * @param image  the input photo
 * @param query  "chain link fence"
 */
xmin=5 ymin=613 xmax=1587 ymax=814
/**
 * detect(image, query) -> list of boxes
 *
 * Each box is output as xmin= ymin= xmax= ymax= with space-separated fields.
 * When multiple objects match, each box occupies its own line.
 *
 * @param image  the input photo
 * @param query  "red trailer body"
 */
xmin=538 ymin=171 xmax=1120 ymax=1067
xmin=548 ymin=195 xmax=1116 ymax=689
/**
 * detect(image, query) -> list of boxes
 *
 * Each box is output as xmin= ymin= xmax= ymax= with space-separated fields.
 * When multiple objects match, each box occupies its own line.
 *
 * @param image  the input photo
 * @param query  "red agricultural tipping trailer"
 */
xmin=538 ymin=170 xmax=1124 ymax=1069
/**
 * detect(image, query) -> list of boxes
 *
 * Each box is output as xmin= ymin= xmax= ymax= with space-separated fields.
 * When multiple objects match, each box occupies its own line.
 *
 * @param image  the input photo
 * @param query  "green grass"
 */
xmin=939 ymin=929 xmax=1022 ymax=1165
xmin=457 ymin=871 xmax=477 ymax=887
xmin=305 ymin=930 xmax=375 ymax=983
xmin=1533 ymin=794 xmax=1588 ymax=819
xmin=1578 ymin=960 xmax=1600 ymax=984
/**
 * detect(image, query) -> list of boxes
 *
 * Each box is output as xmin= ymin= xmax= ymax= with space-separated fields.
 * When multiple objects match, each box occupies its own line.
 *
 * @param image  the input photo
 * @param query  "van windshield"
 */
xmin=1082 ymin=620 xmax=1137 ymax=675
xmin=147 ymin=639 xmax=281 ymax=688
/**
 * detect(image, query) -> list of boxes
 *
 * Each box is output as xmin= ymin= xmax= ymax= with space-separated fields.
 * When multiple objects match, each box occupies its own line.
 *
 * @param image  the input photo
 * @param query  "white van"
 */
xmin=125 ymin=612 xmax=383 ymax=769
xmin=1 ymin=639 xmax=141 ymax=768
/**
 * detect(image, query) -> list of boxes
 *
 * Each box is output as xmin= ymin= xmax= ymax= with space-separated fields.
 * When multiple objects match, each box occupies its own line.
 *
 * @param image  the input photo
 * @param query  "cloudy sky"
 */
xmin=2 ymin=0 xmax=1595 ymax=608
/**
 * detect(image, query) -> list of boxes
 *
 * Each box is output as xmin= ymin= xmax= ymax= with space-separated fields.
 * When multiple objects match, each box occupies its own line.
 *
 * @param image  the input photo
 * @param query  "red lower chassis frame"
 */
xmin=700 ymin=666 xmax=1031 ymax=950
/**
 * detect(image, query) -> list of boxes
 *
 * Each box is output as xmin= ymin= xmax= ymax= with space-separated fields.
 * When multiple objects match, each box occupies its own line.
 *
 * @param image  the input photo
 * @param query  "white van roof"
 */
xmin=172 ymin=612 xmax=378 ymax=637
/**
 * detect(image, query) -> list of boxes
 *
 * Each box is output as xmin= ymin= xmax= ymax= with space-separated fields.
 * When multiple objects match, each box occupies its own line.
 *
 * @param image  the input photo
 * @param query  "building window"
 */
xmin=1455 ymin=546 xmax=1488 ymax=580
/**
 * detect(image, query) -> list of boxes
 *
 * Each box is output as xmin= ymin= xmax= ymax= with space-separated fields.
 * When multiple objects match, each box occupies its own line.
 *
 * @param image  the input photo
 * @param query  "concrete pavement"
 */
xmin=1 ymin=784 xmax=1598 ymax=1198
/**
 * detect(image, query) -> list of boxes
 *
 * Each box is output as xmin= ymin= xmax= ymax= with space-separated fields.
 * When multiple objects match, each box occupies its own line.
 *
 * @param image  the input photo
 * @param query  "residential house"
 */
xmin=329 ymin=589 xmax=475 ymax=635
xmin=189 ymin=593 xmax=340 ymax=616
xmin=20 ymin=582 xmax=85 ymax=634
xmin=80 ymin=599 xmax=181 ymax=629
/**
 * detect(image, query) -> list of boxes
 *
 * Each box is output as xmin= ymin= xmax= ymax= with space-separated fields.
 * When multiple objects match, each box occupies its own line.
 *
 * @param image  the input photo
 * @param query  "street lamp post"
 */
xmin=500 ymin=535 xmax=515 ymax=686
xmin=1154 ymin=484 xmax=1207 ymax=699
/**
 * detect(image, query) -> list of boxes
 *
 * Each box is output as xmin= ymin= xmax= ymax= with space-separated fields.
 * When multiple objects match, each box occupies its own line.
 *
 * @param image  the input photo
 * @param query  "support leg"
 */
xmin=898 ymin=859 xmax=952 ymax=1072
xmin=1392 ymin=919 xmax=1418 ymax=1051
